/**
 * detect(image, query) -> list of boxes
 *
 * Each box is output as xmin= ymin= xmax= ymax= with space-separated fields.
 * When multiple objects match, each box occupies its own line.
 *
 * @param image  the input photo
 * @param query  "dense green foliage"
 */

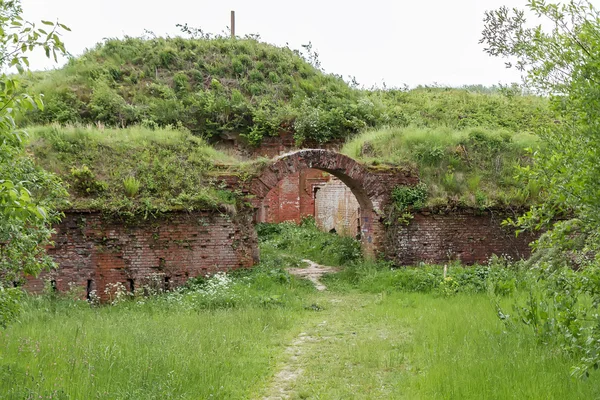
xmin=481 ymin=0 xmax=600 ymax=378
xmin=22 ymin=36 xmax=383 ymax=145
xmin=26 ymin=125 xmax=242 ymax=216
xmin=343 ymin=126 xmax=542 ymax=209
xmin=21 ymin=35 xmax=553 ymax=146
xmin=0 ymin=1 xmax=69 ymax=326
xmin=482 ymin=0 xmax=600 ymax=233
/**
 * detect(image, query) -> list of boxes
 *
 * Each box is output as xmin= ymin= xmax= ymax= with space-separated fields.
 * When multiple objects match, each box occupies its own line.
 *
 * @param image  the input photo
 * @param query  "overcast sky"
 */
xmin=20 ymin=0 xmax=545 ymax=88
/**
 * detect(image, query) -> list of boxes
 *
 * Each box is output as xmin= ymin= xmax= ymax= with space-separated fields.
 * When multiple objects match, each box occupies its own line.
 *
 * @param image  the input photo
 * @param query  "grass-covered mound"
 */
xmin=27 ymin=125 xmax=245 ymax=215
xmin=371 ymin=86 xmax=553 ymax=133
xmin=22 ymin=36 xmax=554 ymax=147
xmin=342 ymin=126 xmax=542 ymax=209
xmin=23 ymin=37 xmax=379 ymax=145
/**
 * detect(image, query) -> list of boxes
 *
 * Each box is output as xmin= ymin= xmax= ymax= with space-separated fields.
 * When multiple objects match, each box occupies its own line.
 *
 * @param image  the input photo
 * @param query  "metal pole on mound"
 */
xmin=230 ymin=10 xmax=235 ymax=38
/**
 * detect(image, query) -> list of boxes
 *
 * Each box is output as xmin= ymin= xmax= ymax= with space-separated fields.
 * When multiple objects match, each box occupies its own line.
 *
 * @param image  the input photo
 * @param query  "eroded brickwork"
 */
xmin=259 ymin=169 xmax=331 ymax=224
xmin=385 ymin=210 xmax=537 ymax=265
xmin=24 ymin=210 xmax=258 ymax=300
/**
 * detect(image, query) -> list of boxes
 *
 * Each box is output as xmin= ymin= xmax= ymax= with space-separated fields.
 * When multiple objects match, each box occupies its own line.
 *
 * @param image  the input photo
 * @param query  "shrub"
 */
xmin=70 ymin=165 xmax=107 ymax=195
xmin=391 ymin=183 xmax=428 ymax=212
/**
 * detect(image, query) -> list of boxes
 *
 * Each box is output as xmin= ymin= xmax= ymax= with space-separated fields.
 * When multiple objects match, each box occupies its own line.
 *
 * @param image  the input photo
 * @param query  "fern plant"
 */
xmin=123 ymin=176 xmax=141 ymax=198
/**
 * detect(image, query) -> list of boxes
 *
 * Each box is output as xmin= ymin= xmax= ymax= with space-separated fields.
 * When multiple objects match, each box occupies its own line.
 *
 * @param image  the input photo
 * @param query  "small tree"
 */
xmin=482 ymin=0 xmax=600 ymax=376
xmin=0 ymin=0 xmax=69 ymax=326
xmin=482 ymin=0 xmax=600 ymax=246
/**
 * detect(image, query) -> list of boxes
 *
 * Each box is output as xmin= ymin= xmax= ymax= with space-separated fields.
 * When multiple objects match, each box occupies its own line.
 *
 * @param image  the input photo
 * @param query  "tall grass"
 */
xmin=288 ymin=292 xmax=600 ymax=399
xmin=27 ymin=124 xmax=239 ymax=164
xmin=1 ymin=303 xmax=302 ymax=398
xmin=25 ymin=124 xmax=243 ymax=214
xmin=342 ymin=126 xmax=541 ymax=208
xmin=0 ymin=266 xmax=316 ymax=399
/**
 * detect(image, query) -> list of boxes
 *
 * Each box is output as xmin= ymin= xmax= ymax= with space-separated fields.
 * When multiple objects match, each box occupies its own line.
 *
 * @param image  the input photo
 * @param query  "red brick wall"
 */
xmin=299 ymin=169 xmax=330 ymax=219
xmin=258 ymin=169 xmax=330 ymax=223
xmin=25 ymin=210 xmax=258 ymax=300
xmin=218 ymin=131 xmax=345 ymax=159
xmin=385 ymin=210 xmax=537 ymax=265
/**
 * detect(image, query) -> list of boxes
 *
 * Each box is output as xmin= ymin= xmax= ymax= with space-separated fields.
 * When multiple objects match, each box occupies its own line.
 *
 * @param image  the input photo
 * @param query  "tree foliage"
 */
xmin=0 ymin=0 xmax=68 ymax=326
xmin=482 ymin=0 xmax=600 ymax=376
xmin=482 ymin=0 xmax=600 ymax=234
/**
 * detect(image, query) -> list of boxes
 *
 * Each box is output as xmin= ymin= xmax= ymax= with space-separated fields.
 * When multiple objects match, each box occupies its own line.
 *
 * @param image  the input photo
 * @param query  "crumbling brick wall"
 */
xmin=24 ymin=209 xmax=258 ymax=300
xmin=385 ymin=209 xmax=537 ymax=265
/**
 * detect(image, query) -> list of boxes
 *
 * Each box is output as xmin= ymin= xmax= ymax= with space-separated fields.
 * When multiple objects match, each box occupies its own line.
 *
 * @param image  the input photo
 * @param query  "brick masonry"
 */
xmin=385 ymin=209 xmax=537 ymax=265
xmin=24 ymin=210 xmax=258 ymax=300
xmin=258 ymin=170 xmax=360 ymax=237
xmin=31 ymin=147 xmax=541 ymax=299
xmin=247 ymin=149 xmax=418 ymax=257
xmin=216 ymin=131 xmax=345 ymax=159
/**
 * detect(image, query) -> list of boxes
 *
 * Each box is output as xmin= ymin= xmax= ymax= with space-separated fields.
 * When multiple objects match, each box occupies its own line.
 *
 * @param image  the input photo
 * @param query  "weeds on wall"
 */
xmin=27 ymin=124 xmax=242 ymax=215
xmin=389 ymin=183 xmax=428 ymax=224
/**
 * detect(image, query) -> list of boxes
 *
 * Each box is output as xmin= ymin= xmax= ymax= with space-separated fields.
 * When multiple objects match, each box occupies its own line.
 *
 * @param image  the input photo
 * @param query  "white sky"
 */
xmin=19 ymin=0 xmax=550 ymax=88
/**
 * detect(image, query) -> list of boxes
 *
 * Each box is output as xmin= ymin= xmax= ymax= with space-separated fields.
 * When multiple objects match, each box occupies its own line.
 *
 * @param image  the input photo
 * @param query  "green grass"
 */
xmin=257 ymin=219 xmax=362 ymax=267
xmin=285 ymin=291 xmax=599 ymax=399
xmin=2 ymin=226 xmax=598 ymax=399
xmin=0 ymin=266 xmax=317 ymax=399
xmin=26 ymin=124 xmax=243 ymax=214
xmin=1 ymin=303 xmax=307 ymax=399
xmin=341 ymin=126 xmax=543 ymax=208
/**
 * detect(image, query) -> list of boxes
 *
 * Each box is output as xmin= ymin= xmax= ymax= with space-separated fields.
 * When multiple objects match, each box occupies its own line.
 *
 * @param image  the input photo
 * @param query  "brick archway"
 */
xmin=248 ymin=149 xmax=417 ymax=258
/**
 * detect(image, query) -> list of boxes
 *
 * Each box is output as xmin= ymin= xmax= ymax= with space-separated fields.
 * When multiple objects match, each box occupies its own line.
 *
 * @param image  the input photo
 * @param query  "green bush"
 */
xmin=391 ymin=183 xmax=428 ymax=211
xmin=70 ymin=165 xmax=107 ymax=195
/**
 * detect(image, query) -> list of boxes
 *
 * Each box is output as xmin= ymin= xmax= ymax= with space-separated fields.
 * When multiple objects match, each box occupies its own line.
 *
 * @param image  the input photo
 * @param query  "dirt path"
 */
xmin=262 ymin=323 xmax=326 ymax=400
xmin=287 ymin=259 xmax=339 ymax=291
xmin=261 ymin=260 xmax=338 ymax=399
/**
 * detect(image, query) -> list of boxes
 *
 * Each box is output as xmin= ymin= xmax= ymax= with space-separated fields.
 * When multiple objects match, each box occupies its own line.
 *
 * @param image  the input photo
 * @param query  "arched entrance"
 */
xmin=247 ymin=149 xmax=417 ymax=258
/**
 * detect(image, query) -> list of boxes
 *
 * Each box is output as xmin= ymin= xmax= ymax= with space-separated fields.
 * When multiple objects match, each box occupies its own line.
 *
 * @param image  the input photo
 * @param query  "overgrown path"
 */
xmin=259 ymin=288 xmax=412 ymax=400
xmin=262 ymin=260 xmax=338 ymax=399
xmin=287 ymin=259 xmax=339 ymax=291
xmin=261 ymin=260 xmax=410 ymax=399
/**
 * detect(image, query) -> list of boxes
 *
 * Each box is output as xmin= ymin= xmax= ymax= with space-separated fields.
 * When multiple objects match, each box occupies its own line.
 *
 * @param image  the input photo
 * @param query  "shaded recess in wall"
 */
xmin=258 ymin=168 xmax=361 ymax=237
